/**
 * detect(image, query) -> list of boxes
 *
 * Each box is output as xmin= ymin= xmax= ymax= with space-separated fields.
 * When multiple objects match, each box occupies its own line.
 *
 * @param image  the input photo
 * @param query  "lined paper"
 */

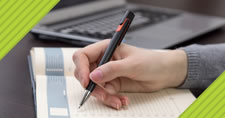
xmin=65 ymin=76 xmax=195 ymax=118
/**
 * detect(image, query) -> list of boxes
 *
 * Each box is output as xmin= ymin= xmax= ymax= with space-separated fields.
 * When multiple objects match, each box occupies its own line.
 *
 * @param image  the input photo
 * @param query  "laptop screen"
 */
xmin=53 ymin=0 xmax=98 ymax=10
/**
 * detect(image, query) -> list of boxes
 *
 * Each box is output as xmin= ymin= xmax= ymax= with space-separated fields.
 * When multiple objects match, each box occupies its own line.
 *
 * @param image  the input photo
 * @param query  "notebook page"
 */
xmin=61 ymin=48 xmax=79 ymax=77
xmin=30 ymin=48 xmax=46 ymax=78
xmin=37 ymin=75 xmax=195 ymax=118
xmin=34 ymin=47 xmax=78 ymax=118
xmin=31 ymin=48 xmax=79 ymax=77
xmin=65 ymin=76 xmax=195 ymax=118
xmin=33 ymin=48 xmax=76 ymax=118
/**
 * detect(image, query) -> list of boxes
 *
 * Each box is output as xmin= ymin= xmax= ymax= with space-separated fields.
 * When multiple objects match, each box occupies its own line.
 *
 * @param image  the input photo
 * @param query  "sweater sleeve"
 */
xmin=179 ymin=43 xmax=225 ymax=89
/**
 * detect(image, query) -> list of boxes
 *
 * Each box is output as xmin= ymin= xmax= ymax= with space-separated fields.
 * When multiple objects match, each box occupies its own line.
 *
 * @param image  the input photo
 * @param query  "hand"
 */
xmin=73 ymin=40 xmax=187 ymax=109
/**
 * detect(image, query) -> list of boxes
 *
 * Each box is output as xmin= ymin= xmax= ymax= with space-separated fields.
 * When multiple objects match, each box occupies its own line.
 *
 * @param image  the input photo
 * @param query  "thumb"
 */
xmin=90 ymin=60 xmax=128 ymax=83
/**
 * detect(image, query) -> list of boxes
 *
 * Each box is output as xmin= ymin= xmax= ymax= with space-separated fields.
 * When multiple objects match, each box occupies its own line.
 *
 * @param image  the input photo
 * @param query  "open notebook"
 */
xmin=28 ymin=47 xmax=196 ymax=118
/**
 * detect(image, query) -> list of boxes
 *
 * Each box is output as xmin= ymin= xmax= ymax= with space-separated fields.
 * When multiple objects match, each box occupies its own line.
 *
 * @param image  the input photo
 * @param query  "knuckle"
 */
xmin=72 ymin=49 xmax=82 ymax=62
xmin=72 ymin=52 xmax=78 ymax=61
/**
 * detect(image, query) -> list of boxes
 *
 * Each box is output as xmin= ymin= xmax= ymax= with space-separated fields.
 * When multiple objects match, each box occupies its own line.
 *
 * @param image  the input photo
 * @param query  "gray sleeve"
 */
xmin=179 ymin=43 xmax=225 ymax=89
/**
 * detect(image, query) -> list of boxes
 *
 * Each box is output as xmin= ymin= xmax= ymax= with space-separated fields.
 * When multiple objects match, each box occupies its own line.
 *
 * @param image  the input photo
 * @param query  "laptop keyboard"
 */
xmin=58 ymin=9 xmax=178 ymax=39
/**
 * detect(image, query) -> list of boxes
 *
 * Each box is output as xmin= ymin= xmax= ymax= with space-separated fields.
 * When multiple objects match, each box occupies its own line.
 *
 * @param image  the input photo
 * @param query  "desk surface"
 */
xmin=1 ymin=0 xmax=225 ymax=117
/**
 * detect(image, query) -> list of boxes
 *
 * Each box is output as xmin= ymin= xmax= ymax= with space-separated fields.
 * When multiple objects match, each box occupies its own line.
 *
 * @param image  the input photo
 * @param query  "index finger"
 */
xmin=73 ymin=50 xmax=90 ymax=88
xmin=73 ymin=40 xmax=110 ymax=87
xmin=83 ymin=39 xmax=110 ymax=63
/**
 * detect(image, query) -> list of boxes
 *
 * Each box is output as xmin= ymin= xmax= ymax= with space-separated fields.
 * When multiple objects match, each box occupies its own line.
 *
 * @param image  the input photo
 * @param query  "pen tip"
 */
xmin=78 ymin=105 xmax=81 ymax=109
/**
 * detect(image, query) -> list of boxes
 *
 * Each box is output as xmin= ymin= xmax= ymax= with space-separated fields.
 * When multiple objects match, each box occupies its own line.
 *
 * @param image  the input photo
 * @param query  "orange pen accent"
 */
xmin=116 ymin=18 xmax=128 ymax=32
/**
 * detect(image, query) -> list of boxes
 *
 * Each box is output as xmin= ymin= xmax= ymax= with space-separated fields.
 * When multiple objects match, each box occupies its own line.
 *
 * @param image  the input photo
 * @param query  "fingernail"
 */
xmin=111 ymin=103 xmax=119 ymax=109
xmin=90 ymin=69 xmax=103 ymax=82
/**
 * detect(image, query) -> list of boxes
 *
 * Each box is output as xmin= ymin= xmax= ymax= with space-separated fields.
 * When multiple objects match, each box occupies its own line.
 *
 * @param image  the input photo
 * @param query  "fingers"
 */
xmin=103 ymin=79 xmax=121 ymax=94
xmin=73 ymin=51 xmax=90 ymax=88
xmin=92 ymin=86 xmax=129 ymax=110
xmin=83 ymin=39 xmax=110 ymax=63
xmin=90 ymin=59 xmax=130 ymax=84
xmin=73 ymin=40 xmax=110 ymax=88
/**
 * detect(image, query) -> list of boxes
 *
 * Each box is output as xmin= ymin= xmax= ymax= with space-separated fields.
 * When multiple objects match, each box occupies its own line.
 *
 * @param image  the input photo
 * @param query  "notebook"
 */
xmin=28 ymin=47 xmax=196 ymax=118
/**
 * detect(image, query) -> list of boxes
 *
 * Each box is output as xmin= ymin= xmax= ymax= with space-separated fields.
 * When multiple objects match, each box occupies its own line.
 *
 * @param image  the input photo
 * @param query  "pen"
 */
xmin=78 ymin=10 xmax=135 ymax=109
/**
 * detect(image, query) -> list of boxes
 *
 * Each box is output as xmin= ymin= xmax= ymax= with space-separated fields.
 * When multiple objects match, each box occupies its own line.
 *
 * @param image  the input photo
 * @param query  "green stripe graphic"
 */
xmin=180 ymin=71 xmax=225 ymax=118
xmin=0 ymin=0 xmax=60 ymax=61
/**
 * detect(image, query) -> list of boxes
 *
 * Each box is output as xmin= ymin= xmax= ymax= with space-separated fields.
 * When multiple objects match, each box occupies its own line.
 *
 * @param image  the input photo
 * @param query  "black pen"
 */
xmin=78 ymin=10 xmax=135 ymax=109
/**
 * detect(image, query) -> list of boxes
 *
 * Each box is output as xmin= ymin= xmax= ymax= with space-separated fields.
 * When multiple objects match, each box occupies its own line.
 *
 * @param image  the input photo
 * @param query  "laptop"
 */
xmin=31 ymin=0 xmax=225 ymax=49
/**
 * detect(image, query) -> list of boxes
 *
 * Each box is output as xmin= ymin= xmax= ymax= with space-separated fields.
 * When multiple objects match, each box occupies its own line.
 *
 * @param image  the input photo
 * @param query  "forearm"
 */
xmin=179 ymin=43 xmax=225 ymax=89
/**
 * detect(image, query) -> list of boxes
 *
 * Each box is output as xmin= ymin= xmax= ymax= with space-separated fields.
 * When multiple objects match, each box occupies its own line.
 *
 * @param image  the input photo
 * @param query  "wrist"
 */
xmin=165 ymin=49 xmax=188 ymax=88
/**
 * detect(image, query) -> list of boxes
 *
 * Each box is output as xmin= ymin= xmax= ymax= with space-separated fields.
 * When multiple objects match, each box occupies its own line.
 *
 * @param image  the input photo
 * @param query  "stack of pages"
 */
xmin=28 ymin=47 xmax=196 ymax=118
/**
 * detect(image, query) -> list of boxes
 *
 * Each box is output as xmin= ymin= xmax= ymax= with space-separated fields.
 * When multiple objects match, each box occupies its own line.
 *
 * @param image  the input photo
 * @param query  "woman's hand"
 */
xmin=73 ymin=40 xmax=187 ymax=109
